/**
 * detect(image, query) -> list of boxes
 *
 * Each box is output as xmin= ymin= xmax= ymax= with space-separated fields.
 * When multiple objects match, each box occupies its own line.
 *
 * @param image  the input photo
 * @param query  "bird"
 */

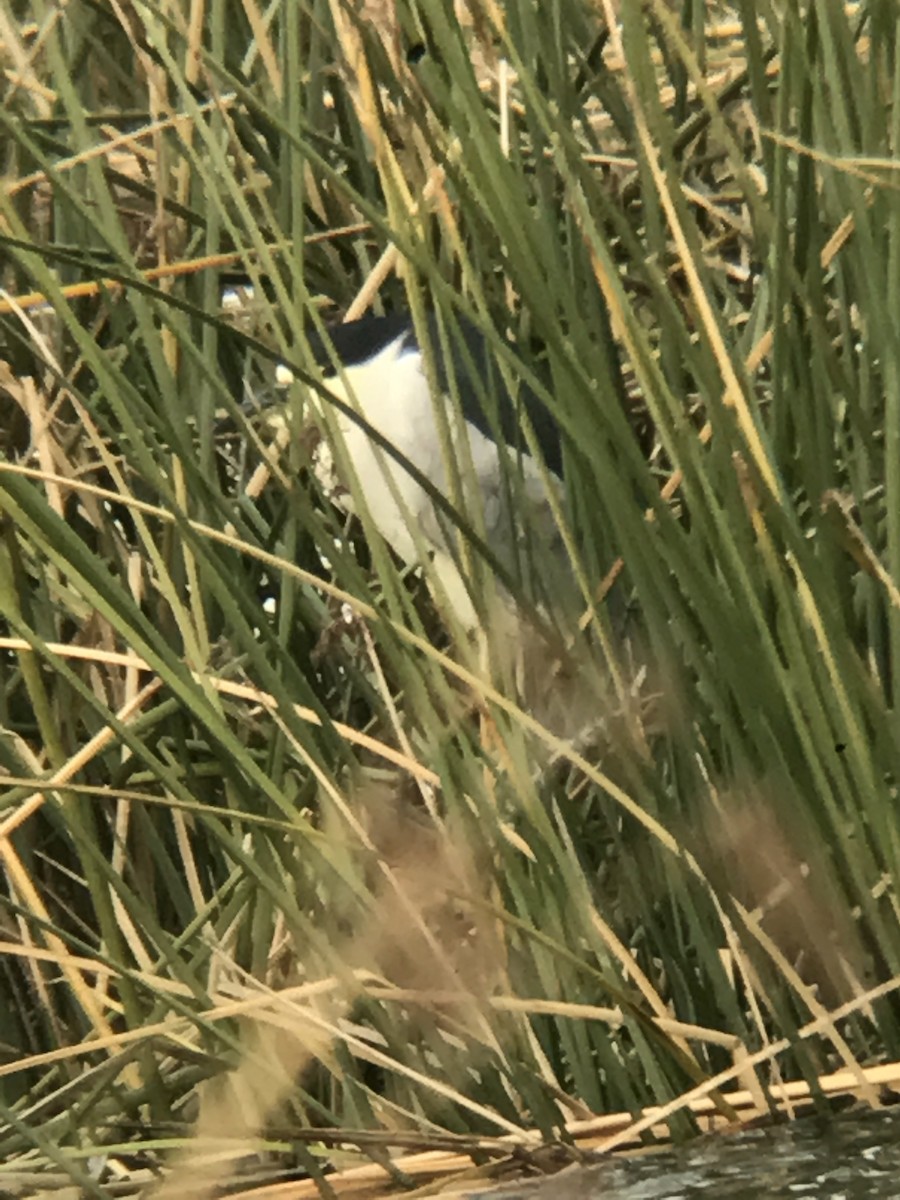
xmin=264 ymin=309 xmax=577 ymax=639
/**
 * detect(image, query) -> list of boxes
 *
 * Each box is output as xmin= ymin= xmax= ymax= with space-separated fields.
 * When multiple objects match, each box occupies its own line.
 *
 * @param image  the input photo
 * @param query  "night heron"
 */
xmin=267 ymin=310 xmax=578 ymax=637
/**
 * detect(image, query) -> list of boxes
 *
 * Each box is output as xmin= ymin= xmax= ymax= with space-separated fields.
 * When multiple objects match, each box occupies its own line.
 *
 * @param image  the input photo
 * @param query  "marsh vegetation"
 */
xmin=1 ymin=2 xmax=899 ymax=1196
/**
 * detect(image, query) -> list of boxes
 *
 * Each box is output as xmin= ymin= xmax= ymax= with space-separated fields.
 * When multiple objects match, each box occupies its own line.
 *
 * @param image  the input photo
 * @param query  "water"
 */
xmin=479 ymin=1107 xmax=900 ymax=1199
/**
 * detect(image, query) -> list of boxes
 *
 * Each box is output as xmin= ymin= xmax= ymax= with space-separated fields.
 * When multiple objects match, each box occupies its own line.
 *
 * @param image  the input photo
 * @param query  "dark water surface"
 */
xmin=478 ymin=1107 xmax=900 ymax=1199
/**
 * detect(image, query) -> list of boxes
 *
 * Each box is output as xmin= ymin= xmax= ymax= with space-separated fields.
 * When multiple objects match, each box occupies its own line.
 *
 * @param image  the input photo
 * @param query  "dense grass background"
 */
xmin=1 ymin=0 xmax=900 ymax=1194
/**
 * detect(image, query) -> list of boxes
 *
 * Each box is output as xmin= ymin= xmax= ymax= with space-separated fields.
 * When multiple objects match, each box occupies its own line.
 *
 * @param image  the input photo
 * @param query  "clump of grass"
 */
xmin=1 ymin=1 xmax=900 ymax=1196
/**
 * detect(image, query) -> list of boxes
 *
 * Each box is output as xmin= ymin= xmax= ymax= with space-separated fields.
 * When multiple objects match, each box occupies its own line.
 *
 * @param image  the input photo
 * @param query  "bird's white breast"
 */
xmin=311 ymin=332 xmax=561 ymax=627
